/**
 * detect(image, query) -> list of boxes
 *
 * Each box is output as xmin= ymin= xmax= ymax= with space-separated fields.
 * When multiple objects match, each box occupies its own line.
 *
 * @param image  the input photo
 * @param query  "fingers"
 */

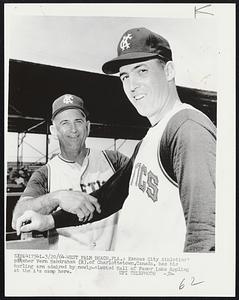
xmin=78 ymin=205 xmax=92 ymax=221
xmin=83 ymin=200 xmax=95 ymax=214
xmin=83 ymin=201 xmax=96 ymax=220
xmin=75 ymin=197 xmax=100 ymax=222
xmin=73 ymin=192 xmax=101 ymax=214
xmin=74 ymin=207 xmax=92 ymax=222
xmin=19 ymin=223 xmax=35 ymax=233
xmin=87 ymin=196 xmax=101 ymax=214
xmin=15 ymin=210 xmax=34 ymax=235
xmin=76 ymin=209 xmax=85 ymax=222
xmin=58 ymin=191 xmax=101 ymax=220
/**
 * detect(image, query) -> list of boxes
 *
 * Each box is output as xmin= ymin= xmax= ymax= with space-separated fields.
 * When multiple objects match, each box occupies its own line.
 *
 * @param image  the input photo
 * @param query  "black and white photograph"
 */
xmin=4 ymin=3 xmax=235 ymax=297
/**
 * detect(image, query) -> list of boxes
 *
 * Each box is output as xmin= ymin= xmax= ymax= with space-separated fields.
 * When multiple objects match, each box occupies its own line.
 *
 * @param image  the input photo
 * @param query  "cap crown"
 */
xmin=117 ymin=27 xmax=171 ymax=59
xmin=102 ymin=27 xmax=172 ymax=74
xmin=52 ymin=94 xmax=88 ymax=119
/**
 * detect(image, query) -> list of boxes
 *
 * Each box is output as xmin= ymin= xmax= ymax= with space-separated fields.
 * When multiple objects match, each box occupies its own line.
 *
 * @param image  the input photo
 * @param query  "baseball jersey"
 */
xmin=22 ymin=149 xmax=128 ymax=251
xmin=114 ymin=103 xmax=196 ymax=253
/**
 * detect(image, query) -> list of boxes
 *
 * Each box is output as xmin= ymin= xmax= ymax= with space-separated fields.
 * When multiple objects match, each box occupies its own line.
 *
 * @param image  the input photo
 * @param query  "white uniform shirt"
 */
xmin=115 ymin=104 xmax=195 ymax=254
xmin=47 ymin=149 xmax=119 ymax=251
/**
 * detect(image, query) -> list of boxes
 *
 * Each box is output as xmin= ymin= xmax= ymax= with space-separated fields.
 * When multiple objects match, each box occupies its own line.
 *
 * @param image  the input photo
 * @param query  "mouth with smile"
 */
xmin=68 ymin=135 xmax=80 ymax=139
xmin=133 ymin=94 xmax=145 ymax=101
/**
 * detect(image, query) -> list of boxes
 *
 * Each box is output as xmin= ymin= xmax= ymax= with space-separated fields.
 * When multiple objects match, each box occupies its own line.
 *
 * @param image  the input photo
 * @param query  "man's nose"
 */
xmin=129 ymin=75 xmax=139 ymax=92
xmin=70 ymin=123 xmax=77 ymax=132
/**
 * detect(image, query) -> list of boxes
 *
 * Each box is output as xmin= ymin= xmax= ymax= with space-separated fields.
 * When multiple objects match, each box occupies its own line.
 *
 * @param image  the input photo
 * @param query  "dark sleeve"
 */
xmin=52 ymin=142 xmax=142 ymax=228
xmin=160 ymin=110 xmax=216 ymax=252
xmin=104 ymin=150 xmax=129 ymax=171
xmin=21 ymin=165 xmax=48 ymax=198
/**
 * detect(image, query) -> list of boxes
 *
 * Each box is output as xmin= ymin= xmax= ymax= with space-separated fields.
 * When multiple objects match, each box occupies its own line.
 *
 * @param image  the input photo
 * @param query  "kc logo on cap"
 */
xmin=120 ymin=33 xmax=132 ymax=51
xmin=63 ymin=94 xmax=74 ymax=104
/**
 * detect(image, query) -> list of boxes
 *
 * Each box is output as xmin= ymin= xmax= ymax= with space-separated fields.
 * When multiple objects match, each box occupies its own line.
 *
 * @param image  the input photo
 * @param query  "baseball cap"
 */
xmin=102 ymin=27 xmax=172 ymax=74
xmin=52 ymin=94 xmax=89 ymax=119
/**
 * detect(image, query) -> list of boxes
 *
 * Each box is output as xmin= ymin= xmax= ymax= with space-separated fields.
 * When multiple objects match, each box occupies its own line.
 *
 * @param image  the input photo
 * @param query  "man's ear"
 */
xmin=86 ymin=121 xmax=90 ymax=137
xmin=164 ymin=61 xmax=175 ymax=81
xmin=50 ymin=124 xmax=58 ymax=140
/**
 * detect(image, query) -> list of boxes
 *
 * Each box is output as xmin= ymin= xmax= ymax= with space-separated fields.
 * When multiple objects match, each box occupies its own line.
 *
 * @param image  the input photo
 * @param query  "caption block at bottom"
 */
xmin=13 ymin=253 xmax=190 ymax=276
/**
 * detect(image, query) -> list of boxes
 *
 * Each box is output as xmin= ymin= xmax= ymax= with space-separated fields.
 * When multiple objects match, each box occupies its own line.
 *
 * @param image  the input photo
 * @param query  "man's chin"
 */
xmin=67 ymin=142 xmax=82 ymax=149
xmin=135 ymin=107 xmax=148 ymax=118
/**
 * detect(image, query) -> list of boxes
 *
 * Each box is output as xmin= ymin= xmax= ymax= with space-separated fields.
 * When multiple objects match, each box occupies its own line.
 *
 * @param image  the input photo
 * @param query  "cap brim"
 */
xmin=102 ymin=52 xmax=161 ymax=74
xmin=52 ymin=106 xmax=87 ymax=120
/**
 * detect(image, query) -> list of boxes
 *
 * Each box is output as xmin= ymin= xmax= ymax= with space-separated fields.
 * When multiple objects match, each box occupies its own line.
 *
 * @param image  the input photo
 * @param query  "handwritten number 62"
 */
xmin=179 ymin=277 xmax=204 ymax=290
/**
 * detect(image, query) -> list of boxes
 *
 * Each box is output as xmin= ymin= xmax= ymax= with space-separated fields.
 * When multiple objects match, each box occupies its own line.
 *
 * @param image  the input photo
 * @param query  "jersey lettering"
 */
xmin=130 ymin=163 xmax=159 ymax=202
xmin=138 ymin=164 xmax=147 ymax=192
xmin=146 ymin=171 xmax=159 ymax=202
xmin=80 ymin=184 xmax=87 ymax=193
xmin=130 ymin=162 xmax=141 ymax=186
xmin=80 ymin=180 xmax=106 ymax=193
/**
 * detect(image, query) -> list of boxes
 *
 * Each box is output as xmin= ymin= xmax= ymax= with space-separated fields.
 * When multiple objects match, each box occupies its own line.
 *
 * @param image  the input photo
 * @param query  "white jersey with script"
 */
xmin=47 ymin=149 xmax=119 ymax=251
xmin=115 ymin=103 xmax=196 ymax=254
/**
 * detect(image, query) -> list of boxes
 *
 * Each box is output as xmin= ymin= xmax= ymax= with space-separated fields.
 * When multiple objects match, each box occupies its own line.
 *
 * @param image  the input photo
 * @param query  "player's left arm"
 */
xmin=161 ymin=111 xmax=216 ymax=252
xmin=104 ymin=150 xmax=129 ymax=171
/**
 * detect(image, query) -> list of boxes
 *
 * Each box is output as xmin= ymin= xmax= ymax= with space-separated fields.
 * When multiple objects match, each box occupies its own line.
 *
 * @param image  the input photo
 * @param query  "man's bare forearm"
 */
xmin=12 ymin=191 xmax=60 ymax=229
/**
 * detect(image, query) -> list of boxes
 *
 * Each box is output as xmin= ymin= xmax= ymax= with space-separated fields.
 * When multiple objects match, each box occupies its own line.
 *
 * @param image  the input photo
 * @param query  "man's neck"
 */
xmin=60 ymin=147 xmax=88 ymax=165
xmin=149 ymin=86 xmax=181 ymax=126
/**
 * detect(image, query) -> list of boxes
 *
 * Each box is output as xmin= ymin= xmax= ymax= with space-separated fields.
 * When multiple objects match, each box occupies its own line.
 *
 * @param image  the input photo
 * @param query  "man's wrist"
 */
xmin=47 ymin=214 xmax=55 ymax=230
xmin=51 ymin=190 xmax=64 ymax=208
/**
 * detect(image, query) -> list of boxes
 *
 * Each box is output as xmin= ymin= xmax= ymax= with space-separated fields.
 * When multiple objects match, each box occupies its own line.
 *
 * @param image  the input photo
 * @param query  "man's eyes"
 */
xmin=139 ymin=68 xmax=148 ymax=74
xmin=60 ymin=121 xmax=68 ymax=125
xmin=60 ymin=120 xmax=83 ymax=125
xmin=120 ymin=68 xmax=148 ymax=81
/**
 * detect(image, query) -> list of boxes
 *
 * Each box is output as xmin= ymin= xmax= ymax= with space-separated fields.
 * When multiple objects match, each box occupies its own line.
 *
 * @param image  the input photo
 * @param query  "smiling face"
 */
xmin=51 ymin=108 xmax=90 ymax=153
xmin=119 ymin=58 xmax=173 ymax=125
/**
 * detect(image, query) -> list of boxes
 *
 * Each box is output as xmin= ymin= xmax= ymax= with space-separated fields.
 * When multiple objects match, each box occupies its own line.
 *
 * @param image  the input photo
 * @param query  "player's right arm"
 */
xmin=12 ymin=166 xmax=101 ymax=230
xmin=15 ymin=142 xmax=141 ymax=233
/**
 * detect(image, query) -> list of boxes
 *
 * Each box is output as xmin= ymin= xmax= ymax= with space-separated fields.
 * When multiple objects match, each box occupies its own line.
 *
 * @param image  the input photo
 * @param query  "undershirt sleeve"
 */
xmin=21 ymin=165 xmax=48 ymax=198
xmin=160 ymin=110 xmax=216 ymax=252
xmin=104 ymin=150 xmax=129 ymax=171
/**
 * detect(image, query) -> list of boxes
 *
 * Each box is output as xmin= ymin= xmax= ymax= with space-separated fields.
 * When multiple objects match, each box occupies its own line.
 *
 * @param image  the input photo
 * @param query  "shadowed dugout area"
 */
xmin=8 ymin=59 xmax=216 ymax=139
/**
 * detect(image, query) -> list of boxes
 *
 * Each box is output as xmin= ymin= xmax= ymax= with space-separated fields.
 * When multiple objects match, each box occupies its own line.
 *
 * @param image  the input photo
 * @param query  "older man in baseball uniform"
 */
xmin=12 ymin=93 xmax=128 ymax=250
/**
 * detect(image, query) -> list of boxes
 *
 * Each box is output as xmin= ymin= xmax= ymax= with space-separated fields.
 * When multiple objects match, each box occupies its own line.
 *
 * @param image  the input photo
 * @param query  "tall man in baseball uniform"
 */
xmin=16 ymin=28 xmax=216 ymax=253
xmin=12 ymin=93 xmax=129 ymax=250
